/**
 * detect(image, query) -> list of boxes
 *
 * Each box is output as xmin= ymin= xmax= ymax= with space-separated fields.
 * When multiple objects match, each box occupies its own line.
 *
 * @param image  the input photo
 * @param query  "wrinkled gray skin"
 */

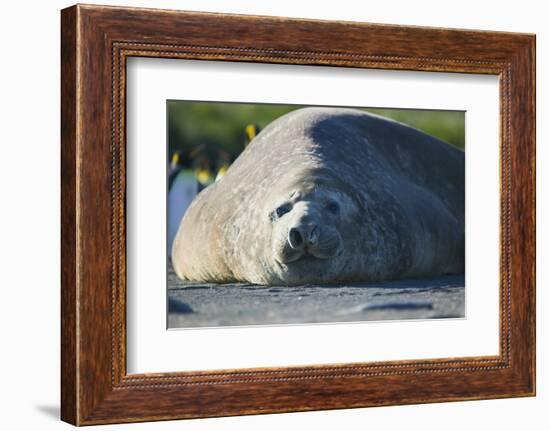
xmin=172 ymin=107 xmax=464 ymax=286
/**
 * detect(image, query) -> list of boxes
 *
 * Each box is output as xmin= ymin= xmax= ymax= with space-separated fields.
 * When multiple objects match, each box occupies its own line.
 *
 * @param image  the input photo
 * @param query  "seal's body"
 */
xmin=172 ymin=107 xmax=464 ymax=285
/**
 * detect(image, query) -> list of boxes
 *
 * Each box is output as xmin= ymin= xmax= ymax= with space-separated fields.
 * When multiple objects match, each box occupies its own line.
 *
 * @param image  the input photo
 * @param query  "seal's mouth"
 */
xmin=272 ymin=248 xmax=346 ymax=285
xmin=287 ymin=251 xmax=324 ymax=264
xmin=279 ymin=248 xmax=343 ymax=266
xmin=275 ymin=252 xmax=319 ymax=266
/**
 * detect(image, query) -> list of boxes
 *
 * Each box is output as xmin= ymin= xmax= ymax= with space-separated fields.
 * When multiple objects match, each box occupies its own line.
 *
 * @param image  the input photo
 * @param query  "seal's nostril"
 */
xmin=288 ymin=227 xmax=303 ymax=249
xmin=308 ymin=225 xmax=318 ymax=245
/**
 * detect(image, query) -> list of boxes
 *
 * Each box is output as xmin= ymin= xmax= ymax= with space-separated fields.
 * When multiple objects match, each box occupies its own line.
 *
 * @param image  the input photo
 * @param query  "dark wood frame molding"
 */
xmin=61 ymin=4 xmax=535 ymax=425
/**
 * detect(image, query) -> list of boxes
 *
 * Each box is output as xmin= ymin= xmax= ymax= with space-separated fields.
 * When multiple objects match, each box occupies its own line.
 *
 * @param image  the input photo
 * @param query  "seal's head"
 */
xmin=264 ymin=172 xmax=360 ymax=285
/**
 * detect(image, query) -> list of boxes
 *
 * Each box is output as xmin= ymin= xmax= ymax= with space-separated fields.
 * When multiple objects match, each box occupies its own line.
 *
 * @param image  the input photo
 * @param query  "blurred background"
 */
xmin=167 ymin=101 xmax=465 ymax=252
xmin=168 ymin=101 xmax=464 ymax=175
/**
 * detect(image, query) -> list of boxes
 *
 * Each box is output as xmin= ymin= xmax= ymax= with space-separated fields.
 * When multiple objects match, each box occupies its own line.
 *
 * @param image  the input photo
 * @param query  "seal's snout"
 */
xmin=270 ymin=191 xmax=346 ymax=271
xmin=288 ymin=224 xmax=318 ymax=249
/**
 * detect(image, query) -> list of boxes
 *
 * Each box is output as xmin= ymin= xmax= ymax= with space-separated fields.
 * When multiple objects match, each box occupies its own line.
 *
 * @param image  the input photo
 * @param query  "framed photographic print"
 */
xmin=61 ymin=4 xmax=535 ymax=425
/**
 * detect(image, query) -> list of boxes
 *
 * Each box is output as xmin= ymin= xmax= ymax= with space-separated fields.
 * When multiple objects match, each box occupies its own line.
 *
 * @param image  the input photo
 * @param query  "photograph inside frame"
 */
xmin=166 ymin=101 xmax=465 ymax=329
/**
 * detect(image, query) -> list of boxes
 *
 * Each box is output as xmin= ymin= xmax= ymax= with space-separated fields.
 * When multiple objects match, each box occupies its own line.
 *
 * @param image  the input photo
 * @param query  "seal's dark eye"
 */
xmin=326 ymin=201 xmax=340 ymax=214
xmin=276 ymin=204 xmax=291 ymax=217
xmin=272 ymin=203 xmax=291 ymax=220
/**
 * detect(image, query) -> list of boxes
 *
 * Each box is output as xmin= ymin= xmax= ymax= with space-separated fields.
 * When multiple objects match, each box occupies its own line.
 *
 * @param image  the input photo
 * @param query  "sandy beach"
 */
xmin=167 ymin=263 xmax=465 ymax=328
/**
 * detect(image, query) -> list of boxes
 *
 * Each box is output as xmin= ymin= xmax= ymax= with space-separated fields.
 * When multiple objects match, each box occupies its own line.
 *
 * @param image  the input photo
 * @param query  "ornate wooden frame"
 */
xmin=61 ymin=4 xmax=535 ymax=425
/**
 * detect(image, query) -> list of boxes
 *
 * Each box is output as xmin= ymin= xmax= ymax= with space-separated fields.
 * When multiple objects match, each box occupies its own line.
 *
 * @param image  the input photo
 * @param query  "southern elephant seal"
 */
xmin=172 ymin=107 xmax=464 ymax=286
